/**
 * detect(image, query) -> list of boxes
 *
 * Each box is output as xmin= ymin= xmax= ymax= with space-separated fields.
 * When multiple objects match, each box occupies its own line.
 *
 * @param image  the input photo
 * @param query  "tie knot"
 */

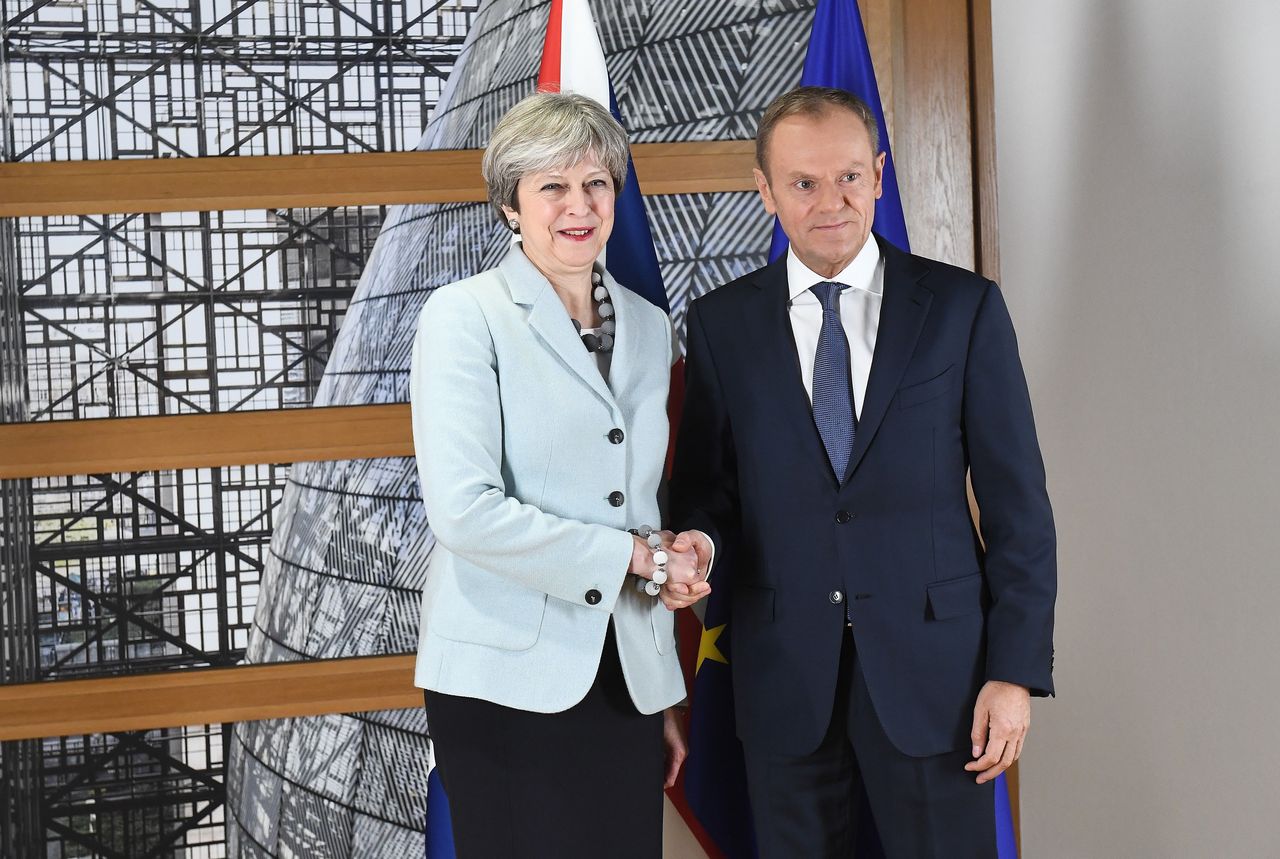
xmin=810 ymin=281 xmax=845 ymax=311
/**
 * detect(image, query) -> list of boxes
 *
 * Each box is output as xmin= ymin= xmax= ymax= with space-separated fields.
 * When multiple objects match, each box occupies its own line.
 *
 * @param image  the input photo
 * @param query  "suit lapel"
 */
xmin=746 ymin=258 xmax=834 ymax=478
xmin=499 ymin=245 xmax=616 ymax=411
xmin=843 ymin=238 xmax=933 ymax=482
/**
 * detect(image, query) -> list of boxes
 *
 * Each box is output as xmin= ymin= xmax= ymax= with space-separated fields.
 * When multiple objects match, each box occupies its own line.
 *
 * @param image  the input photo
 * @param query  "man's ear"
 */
xmin=753 ymin=167 xmax=777 ymax=216
xmin=873 ymin=150 xmax=887 ymax=200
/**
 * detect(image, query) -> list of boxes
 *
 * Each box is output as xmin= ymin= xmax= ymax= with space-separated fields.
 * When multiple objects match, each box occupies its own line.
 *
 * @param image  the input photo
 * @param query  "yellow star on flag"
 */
xmin=696 ymin=623 xmax=728 ymax=674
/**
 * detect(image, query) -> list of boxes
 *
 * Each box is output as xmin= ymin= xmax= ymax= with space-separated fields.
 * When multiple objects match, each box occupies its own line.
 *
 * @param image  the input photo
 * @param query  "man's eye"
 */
xmin=843 ymin=172 xmax=860 ymax=183
xmin=796 ymin=180 xmax=814 ymax=191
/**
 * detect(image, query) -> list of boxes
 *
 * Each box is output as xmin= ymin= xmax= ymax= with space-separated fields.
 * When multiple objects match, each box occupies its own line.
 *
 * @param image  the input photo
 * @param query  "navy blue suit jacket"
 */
xmin=672 ymin=236 xmax=1056 ymax=758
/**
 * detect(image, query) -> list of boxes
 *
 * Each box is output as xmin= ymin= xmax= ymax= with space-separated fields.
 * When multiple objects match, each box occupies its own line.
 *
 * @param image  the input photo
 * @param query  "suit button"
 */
xmin=608 ymin=428 xmax=625 ymax=444
xmin=585 ymin=589 xmax=602 ymax=605
xmin=608 ymin=491 xmax=625 ymax=507
xmin=835 ymin=510 xmax=852 ymax=524
xmin=829 ymin=590 xmax=845 ymax=604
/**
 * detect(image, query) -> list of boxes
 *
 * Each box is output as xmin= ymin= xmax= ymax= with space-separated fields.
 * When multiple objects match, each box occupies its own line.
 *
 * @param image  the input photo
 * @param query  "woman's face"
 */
xmin=503 ymin=154 xmax=616 ymax=283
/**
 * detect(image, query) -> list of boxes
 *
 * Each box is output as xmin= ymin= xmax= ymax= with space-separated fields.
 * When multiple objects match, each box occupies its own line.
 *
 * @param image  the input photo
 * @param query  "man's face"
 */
xmin=754 ymin=108 xmax=886 ymax=278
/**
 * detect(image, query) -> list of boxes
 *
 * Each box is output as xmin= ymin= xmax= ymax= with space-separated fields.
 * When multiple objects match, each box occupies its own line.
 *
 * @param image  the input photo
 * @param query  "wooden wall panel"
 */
xmin=899 ymin=0 xmax=975 ymax=269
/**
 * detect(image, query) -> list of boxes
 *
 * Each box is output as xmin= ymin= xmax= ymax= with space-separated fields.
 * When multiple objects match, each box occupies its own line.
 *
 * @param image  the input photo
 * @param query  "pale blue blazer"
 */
xmin=409 ymin=243 xmax=685 ymax=715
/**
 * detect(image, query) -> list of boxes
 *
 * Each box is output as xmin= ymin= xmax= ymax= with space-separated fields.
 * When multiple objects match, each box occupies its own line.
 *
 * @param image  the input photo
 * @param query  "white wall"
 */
xmin=991 ymin=1 xmax=1280 ymax=855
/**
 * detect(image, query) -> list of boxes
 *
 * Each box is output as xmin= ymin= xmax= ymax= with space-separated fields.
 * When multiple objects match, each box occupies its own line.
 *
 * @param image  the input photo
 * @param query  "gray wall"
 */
xmin=990 ymin=1 xmax=1280 ymax=855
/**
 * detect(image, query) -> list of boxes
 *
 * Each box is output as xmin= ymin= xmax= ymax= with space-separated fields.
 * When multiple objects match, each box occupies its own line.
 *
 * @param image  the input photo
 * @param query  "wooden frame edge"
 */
xmin=0 ymin=654 xmax=419 ymax=741
xmin=0 ymin=141 xmax=758 ymax=217
xmin=0 ymin=403 xmax=414 ymax=479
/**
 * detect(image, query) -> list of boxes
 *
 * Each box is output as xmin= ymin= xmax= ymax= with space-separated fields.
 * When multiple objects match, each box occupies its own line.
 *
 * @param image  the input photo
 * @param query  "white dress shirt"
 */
xmin=787 ymin=235 xmax=884 ymax=418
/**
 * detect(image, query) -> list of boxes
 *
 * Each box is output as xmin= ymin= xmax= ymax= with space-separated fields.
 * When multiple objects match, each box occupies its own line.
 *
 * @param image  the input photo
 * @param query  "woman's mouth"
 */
xmin=558 ymin=227 xmax=596 ymax=241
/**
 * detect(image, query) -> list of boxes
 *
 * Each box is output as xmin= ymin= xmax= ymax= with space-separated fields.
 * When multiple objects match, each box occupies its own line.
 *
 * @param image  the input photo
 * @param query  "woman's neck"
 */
xmin=548 ymin=272 xmax=597 ymax=326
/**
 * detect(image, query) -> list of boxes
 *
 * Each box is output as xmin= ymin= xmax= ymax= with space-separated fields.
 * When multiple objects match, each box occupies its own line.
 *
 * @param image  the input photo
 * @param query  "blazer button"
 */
xmin=835 ymin=510 xmax=852 ymax=524
xmin=608 ymin=428 xmax=625 ymax=444
xmin=585 ymin=589 xmax=602 ymax=605
xmin=829 ymin=590 xmax=845 ymax=604
xmin=608 ymin=491 xmax=625 ymax=507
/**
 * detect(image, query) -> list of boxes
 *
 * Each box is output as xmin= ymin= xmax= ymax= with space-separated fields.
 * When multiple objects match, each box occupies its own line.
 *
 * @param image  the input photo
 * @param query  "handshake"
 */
xmin=628 ymin=529 xmax=714 ymax=612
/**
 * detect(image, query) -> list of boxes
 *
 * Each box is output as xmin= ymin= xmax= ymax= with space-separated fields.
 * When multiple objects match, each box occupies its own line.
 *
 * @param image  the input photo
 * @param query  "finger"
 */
xmin=964 ymin=737 xmax=1007 ymax=773
xmin=671 ymin=532 xmax=691 ymax=551
xmin=970 ymin=709 xmax=990 ymax=759
xmin=1013 ymin=735 xmax=1024 ymax=763
xmin=977 ymin=742 xmax=1018 ymax=785
xmin=664 ymin=749 xmax=684 ymax=789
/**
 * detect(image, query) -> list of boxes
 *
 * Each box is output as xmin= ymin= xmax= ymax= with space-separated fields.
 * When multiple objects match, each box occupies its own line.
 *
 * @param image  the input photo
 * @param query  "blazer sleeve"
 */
xmin=963 ymin=281 xmax=1057 ymax=696
xmin=670 ymin=299 xmax=741 ymax=561
xmin=409 ymin=284 xmax=634 ymax=613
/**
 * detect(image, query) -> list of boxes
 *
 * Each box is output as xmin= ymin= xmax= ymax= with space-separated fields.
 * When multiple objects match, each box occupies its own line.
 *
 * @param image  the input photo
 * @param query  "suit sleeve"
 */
xmin=670 ymin=300 xmax=740 ymax=561
xmin=409 ymin=286 xmax=633 ymax=612
xmin=964 ymin=282 xmax=1057 ymax=696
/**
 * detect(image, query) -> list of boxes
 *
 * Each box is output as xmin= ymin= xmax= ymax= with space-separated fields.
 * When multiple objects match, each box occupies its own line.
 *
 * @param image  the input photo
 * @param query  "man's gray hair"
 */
xmin=482 ymin=92 xmax=630 ymax=220
xmin=756 ymin=86 xmax=881 ymax=176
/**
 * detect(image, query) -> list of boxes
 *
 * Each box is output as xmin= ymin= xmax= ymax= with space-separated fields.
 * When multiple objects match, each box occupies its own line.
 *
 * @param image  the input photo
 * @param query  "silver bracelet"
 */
xmin=630 ymin=525 xmax=666 ymax=596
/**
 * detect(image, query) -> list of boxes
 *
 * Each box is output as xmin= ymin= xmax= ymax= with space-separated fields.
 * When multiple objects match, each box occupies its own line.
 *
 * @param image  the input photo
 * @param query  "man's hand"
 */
xmin=964 ymin=680 xmax=1031 ymax=784
xmin=658 ymin=541 xmax=711 ymax=611
xmin=670 ymin=530 xmax=714 ymax=579
xmin=662 ymin=707 xmax=689 ymax=789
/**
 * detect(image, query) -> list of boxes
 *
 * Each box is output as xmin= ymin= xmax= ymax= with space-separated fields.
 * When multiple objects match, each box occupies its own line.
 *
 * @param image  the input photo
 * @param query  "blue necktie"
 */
xmin=810 ymin=282 xmax=856 ymax=481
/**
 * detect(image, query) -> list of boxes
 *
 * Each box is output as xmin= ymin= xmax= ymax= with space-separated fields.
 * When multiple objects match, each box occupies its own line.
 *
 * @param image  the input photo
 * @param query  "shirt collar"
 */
xmin=786 ymin=234 xmax=883 ymax=301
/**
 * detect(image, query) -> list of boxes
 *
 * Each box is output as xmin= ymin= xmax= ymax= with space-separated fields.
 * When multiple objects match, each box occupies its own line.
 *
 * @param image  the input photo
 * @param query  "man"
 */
xmin=669 ymin=86 xmax=1056 ymax=857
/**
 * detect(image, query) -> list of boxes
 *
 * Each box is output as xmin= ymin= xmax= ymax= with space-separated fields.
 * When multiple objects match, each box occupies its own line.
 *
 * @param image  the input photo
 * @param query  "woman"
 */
xmin=409 ymin=92 xmax=711 ymax=858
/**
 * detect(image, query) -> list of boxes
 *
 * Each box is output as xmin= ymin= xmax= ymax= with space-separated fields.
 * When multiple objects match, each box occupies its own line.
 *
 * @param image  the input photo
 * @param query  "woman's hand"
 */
xmin=662 ymin=707 xmax=689 ymax=789
xmin=629 ymin=533 xmax=659 ymax=579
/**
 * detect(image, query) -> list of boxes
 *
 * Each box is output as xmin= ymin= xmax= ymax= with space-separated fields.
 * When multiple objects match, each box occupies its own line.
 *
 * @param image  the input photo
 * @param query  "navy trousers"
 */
xmin=743 ymin=629 xmax=998 ymax=859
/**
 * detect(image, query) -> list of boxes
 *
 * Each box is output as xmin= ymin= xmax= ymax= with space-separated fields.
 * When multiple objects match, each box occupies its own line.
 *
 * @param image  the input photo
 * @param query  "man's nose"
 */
xmin=815 ymin=181 xmax=845 ymax=213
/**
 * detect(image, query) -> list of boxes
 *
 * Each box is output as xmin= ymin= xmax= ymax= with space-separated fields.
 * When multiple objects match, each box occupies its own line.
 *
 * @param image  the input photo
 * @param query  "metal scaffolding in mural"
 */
xmin=0 ymin=1 xmax=481 ymax=856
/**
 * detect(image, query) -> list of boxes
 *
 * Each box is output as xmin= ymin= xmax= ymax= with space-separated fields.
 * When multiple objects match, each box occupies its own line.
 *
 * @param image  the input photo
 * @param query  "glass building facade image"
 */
xmin=1 ymin=0 xmax=817 ymax=854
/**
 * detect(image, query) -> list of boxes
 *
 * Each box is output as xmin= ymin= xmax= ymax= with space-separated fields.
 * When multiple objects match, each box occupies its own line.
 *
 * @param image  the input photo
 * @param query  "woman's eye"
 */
xmin=541 ymin=183 xmax=563 ymax=192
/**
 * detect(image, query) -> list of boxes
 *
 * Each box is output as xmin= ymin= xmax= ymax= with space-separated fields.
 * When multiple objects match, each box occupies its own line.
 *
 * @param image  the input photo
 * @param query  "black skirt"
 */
xmin=423 ymin=624 xmax=665 ymax=859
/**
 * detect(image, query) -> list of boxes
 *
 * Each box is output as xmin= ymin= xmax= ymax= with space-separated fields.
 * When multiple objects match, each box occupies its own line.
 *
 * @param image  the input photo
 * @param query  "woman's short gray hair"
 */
xmin=481 ymin=92 xmax=630 ymax=220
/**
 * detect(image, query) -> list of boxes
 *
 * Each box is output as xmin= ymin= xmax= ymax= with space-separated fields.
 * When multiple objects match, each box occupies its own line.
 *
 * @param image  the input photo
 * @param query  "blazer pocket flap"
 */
xmin=926 ymin=572 xmax=984 ymax=620
xmin=732 ymin=584 xmax=775 ymax=623
xmin=897 ymin=364 xmax=955 ymax=409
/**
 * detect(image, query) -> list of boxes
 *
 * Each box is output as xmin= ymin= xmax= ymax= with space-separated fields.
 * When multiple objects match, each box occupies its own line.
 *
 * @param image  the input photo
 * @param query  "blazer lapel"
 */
xmin=499 ymin=245 xmax=616 ymax=411
xmin=597 ymin=268 xmax=643 ymax=402
xmin=843 ymin=237 xmax=933 ymax=482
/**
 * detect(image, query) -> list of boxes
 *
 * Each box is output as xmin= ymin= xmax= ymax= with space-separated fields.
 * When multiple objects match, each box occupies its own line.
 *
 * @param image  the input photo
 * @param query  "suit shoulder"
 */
xmin=690 ymin=266 xmax=767 ymax=316
xmin=908 ymin=251 xmax=994 ymax=295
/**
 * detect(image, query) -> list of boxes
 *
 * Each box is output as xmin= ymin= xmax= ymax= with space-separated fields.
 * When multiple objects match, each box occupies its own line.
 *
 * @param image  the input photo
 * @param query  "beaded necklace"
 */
xmin=570 ymin=271 xmax=616 ymax=353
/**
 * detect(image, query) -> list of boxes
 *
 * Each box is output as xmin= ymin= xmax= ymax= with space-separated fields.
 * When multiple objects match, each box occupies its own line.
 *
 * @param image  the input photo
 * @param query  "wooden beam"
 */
xmin=0 ymin=141 xmax=758 ymax=217
xmin=969 ymin=0 xmax=1002 ymax=282
xmin=0 ymin=654 xmax=419 ymax=741
xmin=0 ymin=403 xmax=413 ymax=479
